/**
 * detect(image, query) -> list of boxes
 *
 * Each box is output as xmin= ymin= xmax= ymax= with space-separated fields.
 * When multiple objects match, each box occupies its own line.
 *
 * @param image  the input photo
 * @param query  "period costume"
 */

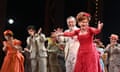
xmin=47 ymin=37 xmax=62 ymax=72
xmin=64 ymin=26 xmax=79 ymax=72
xmin=0 ymin=39 xmax=24 ymax=72
xmin=64 ymin=27 xmax=102 ymax=72
xmin=57 ymin=36 xmax=66 ymax=72
xmin=97 ymin=48 xmax=105 ymax=72
xmin=105 ymin=44 xmax=120 ymax=72
xmin=26 ymin=33 xmax=47 ymax=72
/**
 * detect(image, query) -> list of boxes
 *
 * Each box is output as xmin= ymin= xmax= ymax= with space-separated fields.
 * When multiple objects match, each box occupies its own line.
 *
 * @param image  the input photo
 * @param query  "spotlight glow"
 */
xmin=8 ymin=18 xmax=14 ymax=24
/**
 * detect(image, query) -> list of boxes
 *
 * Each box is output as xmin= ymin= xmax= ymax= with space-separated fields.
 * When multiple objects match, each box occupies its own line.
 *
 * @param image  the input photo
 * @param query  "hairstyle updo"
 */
xmin=76 ymin=12 xmax=91 ymax=22
xmin=4 ymin=30 xmax=13 ymax=36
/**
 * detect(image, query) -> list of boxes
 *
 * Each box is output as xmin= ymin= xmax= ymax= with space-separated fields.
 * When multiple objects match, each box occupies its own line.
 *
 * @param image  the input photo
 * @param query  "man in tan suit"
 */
xmin=24 ymin=25 xmax=47 ymax=72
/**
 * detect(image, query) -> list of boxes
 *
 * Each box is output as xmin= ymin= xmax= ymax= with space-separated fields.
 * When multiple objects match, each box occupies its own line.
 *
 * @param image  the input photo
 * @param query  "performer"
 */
xmin=56 ymin=12 xmax=103 ymax=72
xmin=64 ymin=16 xmax=79 ymax=72
xmin=94 ymin=39 xmax=105 ymax=72
xmin=0 ymin=30 xmax=24 ymax=72
xmin=24 ymin=25 xmax=47 ymax=72
xmin=53 ymin=28 xmax=66 ymax=72
xmin=105 ymin=34 xmax=120 ymax=72
xmin=47 ymin=32 xmax=63 ymax=72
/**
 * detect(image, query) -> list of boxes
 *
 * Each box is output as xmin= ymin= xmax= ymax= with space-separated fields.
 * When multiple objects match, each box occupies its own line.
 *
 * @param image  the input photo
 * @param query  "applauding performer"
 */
xmin=1 ymin=30 xmax=24 ymax=72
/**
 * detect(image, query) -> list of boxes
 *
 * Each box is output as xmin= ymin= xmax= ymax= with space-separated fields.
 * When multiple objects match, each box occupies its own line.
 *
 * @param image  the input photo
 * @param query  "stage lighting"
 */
xmin=8 ymin=18 xmax=14 ymax=24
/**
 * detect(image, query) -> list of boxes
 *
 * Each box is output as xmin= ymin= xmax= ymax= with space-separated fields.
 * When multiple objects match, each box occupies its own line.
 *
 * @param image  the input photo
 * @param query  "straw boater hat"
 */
xmin=109 ymin=34 xmax=119 ymax=40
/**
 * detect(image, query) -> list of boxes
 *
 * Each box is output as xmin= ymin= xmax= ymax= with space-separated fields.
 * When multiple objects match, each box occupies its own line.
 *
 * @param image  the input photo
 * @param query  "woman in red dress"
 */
xmin=0 ymin=30 xmax=24 ymax=72
xmin=57 ymin=12 xmax=103 ymax=72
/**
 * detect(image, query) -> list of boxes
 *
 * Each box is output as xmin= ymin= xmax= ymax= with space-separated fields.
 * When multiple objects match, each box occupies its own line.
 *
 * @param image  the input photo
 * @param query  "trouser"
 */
xmin=31 ymin=57 xmax=47 ymax=72
xmin=24 ymin=58 xmax=32 ymax=72
xmin=57 ymin=54 xmax=66 ymax=72
xmin=65 ymin=54 xmax=76 ymax=72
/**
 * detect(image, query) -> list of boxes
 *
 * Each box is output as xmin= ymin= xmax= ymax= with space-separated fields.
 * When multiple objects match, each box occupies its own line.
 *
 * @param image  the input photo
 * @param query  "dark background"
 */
xmin=0 ymin=0 xmax=120 ymax=68
xmin=5 ymin=0 xmax=90 ymax=47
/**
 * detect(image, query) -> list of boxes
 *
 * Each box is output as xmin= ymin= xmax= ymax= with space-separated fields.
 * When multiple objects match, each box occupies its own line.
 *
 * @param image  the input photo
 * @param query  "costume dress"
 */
xmin=0 ymin=39 xmax=24 ymax=72
xmin=64 ymin=27 xmax=102 ymax=72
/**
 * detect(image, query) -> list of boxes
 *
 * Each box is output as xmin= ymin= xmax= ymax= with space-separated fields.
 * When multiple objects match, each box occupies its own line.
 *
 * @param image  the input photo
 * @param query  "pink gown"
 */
xmin=64 ymin=27 xmax=102 ymax=72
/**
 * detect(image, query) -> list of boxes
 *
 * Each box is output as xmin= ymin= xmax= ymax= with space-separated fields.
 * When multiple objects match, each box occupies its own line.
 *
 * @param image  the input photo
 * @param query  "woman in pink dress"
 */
xmin=57 ymin=12 xmax=103 ymax=72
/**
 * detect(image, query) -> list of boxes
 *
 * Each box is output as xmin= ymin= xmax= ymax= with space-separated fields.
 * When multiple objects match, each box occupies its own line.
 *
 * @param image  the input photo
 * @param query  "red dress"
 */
xmin=0 ymin=39 xmax=24 ymax=72
xmin=64 ymin=27 xmax=102 ymax=72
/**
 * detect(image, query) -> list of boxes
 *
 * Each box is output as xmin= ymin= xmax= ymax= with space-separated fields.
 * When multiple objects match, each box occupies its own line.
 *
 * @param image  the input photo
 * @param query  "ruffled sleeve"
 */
xmin=13 ymin=39 xmax=22 ymax=46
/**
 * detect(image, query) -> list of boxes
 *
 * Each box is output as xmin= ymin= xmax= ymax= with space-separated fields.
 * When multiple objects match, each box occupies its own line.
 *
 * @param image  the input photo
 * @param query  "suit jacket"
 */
xmin=26 ymin=33 xmax=47 ymax=58
xmin=64 ymin=26 xmax=80 ymax=60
